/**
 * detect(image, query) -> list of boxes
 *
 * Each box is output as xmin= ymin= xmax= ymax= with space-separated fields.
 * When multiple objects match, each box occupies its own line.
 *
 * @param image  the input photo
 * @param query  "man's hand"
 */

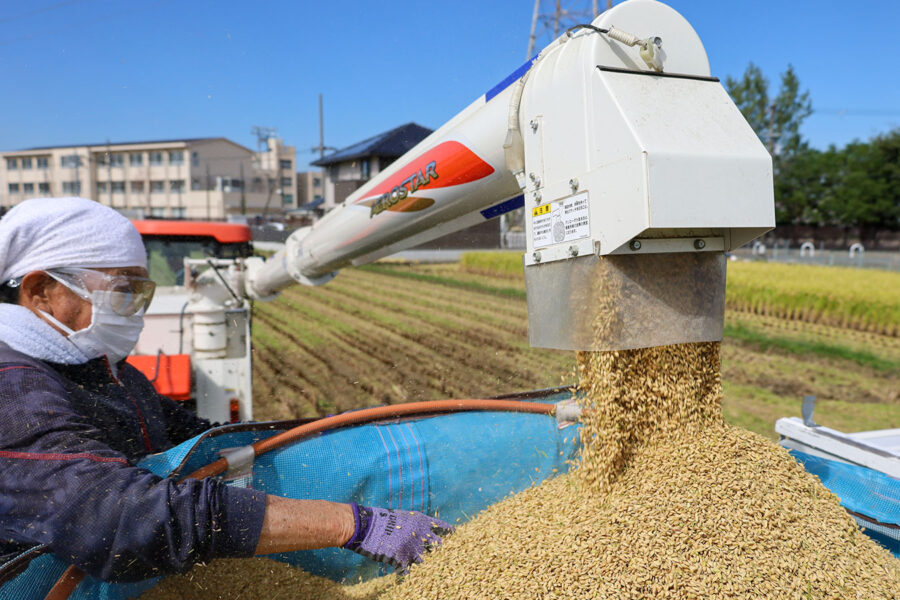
xmin=342 ymin=504 xmax=453 ymax=573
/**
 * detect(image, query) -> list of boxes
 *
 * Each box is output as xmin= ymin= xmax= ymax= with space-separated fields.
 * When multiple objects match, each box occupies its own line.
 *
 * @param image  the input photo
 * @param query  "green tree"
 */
xmin=726 ymin=63 xmax=813 ymax=225
xmin=823 ymin=129 xmax=900 ymax=241
xmin=772 ymin=66 xmax=813 ymax=155
xmin=725 ymin=63 xmax=812 ymax=157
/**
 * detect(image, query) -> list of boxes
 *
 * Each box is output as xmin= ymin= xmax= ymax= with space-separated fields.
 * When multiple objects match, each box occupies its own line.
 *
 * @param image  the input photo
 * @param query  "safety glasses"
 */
xmin=47 ymin=267 xmax=156 ymax=316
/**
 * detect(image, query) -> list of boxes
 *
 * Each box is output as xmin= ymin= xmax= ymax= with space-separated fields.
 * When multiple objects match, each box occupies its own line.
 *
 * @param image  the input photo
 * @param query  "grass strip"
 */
xmin=361 ymin=264 xmax=526 ymax=299
xmin=724 ymin=321 xmax=897 ymax=373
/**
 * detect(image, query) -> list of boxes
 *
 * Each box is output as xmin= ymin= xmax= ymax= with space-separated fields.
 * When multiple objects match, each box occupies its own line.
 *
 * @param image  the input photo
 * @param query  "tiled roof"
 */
xmin=311 ymin=123 xmax=432 ymax=166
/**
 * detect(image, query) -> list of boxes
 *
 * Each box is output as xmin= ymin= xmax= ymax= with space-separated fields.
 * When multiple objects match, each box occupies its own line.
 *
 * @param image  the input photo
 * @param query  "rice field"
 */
xmin=250 ymin=257 xmax=899 ymax=440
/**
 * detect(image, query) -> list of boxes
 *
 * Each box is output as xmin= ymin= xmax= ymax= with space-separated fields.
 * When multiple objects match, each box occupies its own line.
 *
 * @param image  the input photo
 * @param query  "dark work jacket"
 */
xmin=0 ymin=342 xmax=266 ymax=582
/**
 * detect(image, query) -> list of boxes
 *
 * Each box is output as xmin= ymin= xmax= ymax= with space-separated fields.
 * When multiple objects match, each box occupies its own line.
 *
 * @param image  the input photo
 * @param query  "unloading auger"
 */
xmin=241 ymin=0 xmax=774 ymax=352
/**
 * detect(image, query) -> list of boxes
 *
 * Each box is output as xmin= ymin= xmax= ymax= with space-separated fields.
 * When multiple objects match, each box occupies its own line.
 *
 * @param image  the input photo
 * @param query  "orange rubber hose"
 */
xmin=185 ymin=399 xmax=555 ymax=481
xmin=43 ymin=566 xmax=84 ymax=600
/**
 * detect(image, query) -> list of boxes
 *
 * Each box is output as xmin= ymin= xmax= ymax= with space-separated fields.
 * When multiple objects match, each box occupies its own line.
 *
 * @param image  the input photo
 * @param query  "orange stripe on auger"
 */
xmin=355 ymin=141 xmax=494 ymax=218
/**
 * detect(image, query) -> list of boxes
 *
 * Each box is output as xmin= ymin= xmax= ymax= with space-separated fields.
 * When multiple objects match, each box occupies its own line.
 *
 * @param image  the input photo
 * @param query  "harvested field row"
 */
xmin=251 ymin=266 xmax=572 ymax=421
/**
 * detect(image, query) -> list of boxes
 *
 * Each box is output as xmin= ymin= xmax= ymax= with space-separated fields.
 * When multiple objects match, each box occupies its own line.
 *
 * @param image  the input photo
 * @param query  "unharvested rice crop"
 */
xmin=460 ymin=251 xmax=900 ymax=336
xmin=726 ymin=261 xmax=899 ymax=336
xmin=459 ymin=250 xmax=523 ymax=277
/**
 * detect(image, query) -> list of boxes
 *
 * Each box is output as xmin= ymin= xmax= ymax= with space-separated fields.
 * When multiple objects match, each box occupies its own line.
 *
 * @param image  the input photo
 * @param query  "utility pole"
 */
xmin=309 ymin=94 xmax=336 ymax=161
xmin=310 ymin=94 xmax=336 ymax=209
xmin=205 ymin=163 xmax=211 ymax=220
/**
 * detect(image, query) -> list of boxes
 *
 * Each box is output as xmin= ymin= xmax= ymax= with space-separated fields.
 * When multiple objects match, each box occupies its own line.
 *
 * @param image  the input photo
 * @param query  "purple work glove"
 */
xmin=342 ymin=503 xmax=453 ymax=573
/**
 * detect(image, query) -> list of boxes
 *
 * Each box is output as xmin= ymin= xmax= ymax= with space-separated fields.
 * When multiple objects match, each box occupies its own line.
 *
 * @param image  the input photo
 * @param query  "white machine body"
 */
xmin=135 ymin=261 xmax=253 ymax=423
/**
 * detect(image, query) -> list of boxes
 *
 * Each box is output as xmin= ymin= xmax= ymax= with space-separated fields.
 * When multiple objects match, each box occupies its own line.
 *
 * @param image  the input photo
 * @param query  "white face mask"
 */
xmin=40 ymin=289 xmax=145 ymax=364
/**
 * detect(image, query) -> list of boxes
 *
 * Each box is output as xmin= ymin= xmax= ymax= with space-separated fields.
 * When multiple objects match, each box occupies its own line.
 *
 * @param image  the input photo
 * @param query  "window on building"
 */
xmin=21 ymin=158 xmax=32 ymax=170
xmin=279 ymin=159 xmax=292 ymax=170
xmin=313 ymin=177 xmax=321 ymax=187
xmin=149 ymin=152 xmax=164 ymax=166
xmin=313 ymin=194 xmax=323 ymax=203
xmin=8 ymin=183 xmax=19 ymax=194
xmin=169 ymin=151 xmax=184 ymax=165
xmin=38 ymin=182 xmax=50 ymax=194
xmin=283 ymin=194 xmax=293 ymax=205
xmin=22 ymin=183 xmax=34 ymax=194
xmin=62 ymin=181 xmax=81 ymax=194
xmin=111 ymin=181 xmax=126 ymax=193
xmin=218 ymin=177 xmax=242 ymax=192
xmin=110 ymin=154 xmax=124 ymax=167
xmin=6 ymin=158 xmax=16 ymax=170
xmin=61 ymin=155 xmax=81 ymax=168
xmin=150 ymin=207 xmax=166 ymax=218
xmin=191 ymin=151 xmax=199 ymax=167
xmin=361 ymin=159 xmax=370 ymax=180
xmin=97 ymin=182 xmax=108 ymax=193
xmin=171 ymin=207 xmax=186 ymax=218
xmin=36 ymin=157 xmax=48 ymax=169
xmin=131 ymin=181 xmax=144 ymax=193
xmin=170 ymin=180 xmax=184 ymax=193
xmin=281 ymin=176 xmax=292 ymax=188
xmin=191 ymin=177 xmax=202 ymax=190
xmin=96 ymin=154 xmax=107 ymax=166
xmin=151 ymin=180 xmax=165 ymax=193
xmin=130 ymin=153 xmax=143 ymax=166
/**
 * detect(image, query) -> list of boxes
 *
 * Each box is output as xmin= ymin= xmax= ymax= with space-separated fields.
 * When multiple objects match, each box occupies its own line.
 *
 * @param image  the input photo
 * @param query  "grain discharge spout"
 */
xmin=245 ymin=0 xmax=775 ymax=351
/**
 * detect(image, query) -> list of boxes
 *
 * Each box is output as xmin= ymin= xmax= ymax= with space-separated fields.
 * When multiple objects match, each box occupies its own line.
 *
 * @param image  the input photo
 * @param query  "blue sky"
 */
xmin=1 ymin=0 xmax=898 ymax=169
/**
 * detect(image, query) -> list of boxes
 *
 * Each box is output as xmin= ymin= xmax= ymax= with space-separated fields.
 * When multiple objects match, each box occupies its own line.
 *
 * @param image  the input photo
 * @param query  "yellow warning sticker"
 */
xmin=532 ymin=204 xmax=551 ymax=217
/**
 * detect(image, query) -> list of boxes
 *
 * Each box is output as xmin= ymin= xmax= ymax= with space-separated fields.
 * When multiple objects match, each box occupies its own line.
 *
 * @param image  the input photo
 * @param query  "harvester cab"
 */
xmin=129 ymin=220 xmax=255 ymax=423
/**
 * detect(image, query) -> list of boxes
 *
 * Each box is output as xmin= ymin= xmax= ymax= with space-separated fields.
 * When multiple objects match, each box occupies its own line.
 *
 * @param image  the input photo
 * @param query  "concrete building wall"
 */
xmin=296 ymin=171 xmax=325 ymax=206
xmin=322 ymin=157 xmax=385 ymax=209
xmin=0 ymin=137 xmax=298 ymax=220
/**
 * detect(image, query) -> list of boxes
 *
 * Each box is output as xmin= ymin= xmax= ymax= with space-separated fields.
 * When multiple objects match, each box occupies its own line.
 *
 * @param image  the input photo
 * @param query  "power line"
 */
xmin=814 ymin=108 xmax=900 ymax=117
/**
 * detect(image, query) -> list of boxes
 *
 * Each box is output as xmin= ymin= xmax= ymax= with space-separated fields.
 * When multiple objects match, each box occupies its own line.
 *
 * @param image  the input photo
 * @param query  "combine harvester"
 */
xmin=1 ymin=0 xmax=895 ymax=598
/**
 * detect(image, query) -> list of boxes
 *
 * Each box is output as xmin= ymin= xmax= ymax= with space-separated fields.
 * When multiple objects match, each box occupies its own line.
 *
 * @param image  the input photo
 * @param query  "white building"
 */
xmin=0 ymin=137 xmax=297 ymax=220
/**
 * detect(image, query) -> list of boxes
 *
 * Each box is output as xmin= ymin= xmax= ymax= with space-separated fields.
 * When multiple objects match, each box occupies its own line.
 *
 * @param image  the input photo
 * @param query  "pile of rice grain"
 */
xmin=138 ymin=557 xmax=389 ymax=600
xmin=385 ymin=343 xmax=900 ymax=599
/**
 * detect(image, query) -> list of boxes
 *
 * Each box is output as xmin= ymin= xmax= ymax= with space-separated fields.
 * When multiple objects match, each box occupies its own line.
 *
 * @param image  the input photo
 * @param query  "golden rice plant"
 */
xmin=461 ymin=252 xmax=899 ymax=337
xmin=726 ymin=261 xmax=899 ymax=336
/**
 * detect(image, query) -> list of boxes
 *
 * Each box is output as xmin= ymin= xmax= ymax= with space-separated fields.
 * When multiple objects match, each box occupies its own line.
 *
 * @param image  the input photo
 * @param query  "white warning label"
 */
xmin=531 ymin=192 xmax=590 ymax=248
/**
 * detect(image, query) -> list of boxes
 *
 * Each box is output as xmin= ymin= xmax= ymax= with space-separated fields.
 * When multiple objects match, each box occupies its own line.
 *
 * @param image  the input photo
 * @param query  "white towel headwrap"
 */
xmin=0 ymin=197 xmax=146 ymax=283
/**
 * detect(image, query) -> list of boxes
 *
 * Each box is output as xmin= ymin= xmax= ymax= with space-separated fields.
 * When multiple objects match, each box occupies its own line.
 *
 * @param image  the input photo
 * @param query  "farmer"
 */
xmin=0 ymin=197 xmax=450 ymax=582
